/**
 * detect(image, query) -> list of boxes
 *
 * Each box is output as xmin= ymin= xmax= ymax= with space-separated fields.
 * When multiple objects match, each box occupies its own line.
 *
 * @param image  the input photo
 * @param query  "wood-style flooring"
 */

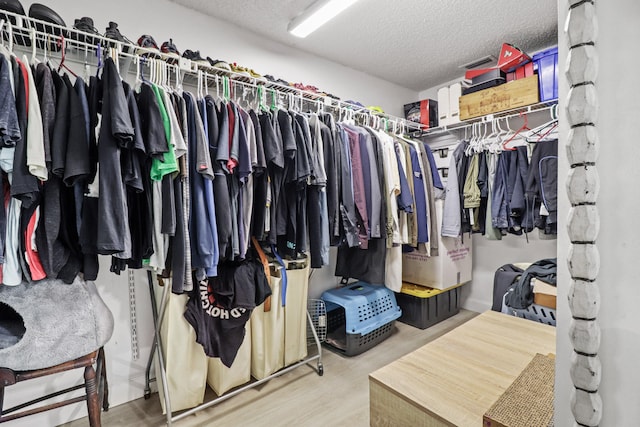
xmin=62 ymin=310 xmax=478 ymax=427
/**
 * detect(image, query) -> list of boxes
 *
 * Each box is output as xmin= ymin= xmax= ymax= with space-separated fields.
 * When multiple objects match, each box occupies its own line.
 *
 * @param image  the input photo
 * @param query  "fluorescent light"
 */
xmin=288 ymin=0 xmax=361 ymax=38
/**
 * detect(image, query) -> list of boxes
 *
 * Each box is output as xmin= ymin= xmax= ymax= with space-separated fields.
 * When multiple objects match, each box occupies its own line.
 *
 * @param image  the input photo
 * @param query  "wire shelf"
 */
xmin=0 ymin=9 xmax=421 ymax=132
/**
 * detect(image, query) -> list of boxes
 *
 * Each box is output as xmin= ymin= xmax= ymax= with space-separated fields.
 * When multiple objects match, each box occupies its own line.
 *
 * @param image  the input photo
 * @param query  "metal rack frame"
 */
xmin=144 ymin=271 xmax=324 ymax=426
xmin=0 ymin=10 xmax=341 ymax=426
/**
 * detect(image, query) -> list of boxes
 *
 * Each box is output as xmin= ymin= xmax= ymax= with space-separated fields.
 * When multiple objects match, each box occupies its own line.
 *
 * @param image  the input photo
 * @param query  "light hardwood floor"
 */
xmin=63 ymin=310 xmax=478 ymax=427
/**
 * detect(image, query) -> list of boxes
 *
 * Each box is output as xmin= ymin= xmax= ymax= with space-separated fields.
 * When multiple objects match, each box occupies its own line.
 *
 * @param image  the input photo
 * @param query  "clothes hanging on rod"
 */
xmin=442 ymin=137 xmax=558 ymax=240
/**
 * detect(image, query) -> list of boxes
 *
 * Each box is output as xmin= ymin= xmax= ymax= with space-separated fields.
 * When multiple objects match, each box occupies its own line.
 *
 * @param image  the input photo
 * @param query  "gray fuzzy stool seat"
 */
xmin=0 ymin=277 xmax=114 ymax=426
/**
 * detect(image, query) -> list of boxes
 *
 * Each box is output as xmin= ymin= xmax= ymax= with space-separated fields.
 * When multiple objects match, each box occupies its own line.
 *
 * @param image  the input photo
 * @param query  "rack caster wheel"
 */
xmin=144 ymin=389 xmax=151 ymax=400
xmin=317 ymin=364 xmax=324 ymax=376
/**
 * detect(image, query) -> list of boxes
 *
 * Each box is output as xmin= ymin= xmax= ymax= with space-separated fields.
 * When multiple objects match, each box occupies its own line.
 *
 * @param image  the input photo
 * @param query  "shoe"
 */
xmin=104 ymin=21 xmax=133 ymax=52
xmin=0 ymin=0 xmax=31 ymax=47
xmin=137 ymin=34 xmax=160 ymax=58
xmin=230 ymin=62 xmax=251 ymax=77
xmin=28 ymin=3 xmax=65 ymax=51
xmin=73 ymin=16 xmax=101 ymax=47
xmin=182 ymin=49 xmax=209 ymax=67
xmin=161 ymin=38 xmax=180 ymax=58
xmin=345 ymin=100 xmax=365 ymax=109
xmin=208 ymin=57 xmax=231 ymax=72
xmin=367 ymin=106 xmax=385 ymax=115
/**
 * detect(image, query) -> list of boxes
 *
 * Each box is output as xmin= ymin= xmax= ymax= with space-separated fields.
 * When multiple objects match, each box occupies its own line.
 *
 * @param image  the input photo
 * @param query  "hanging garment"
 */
xmin=525 ymin=139 xmax=558 ymax=235
xmin=335 ymin=123 xmax=387 ymax=285
xmin=441 ymin=141 xmax=463 ymax=237
xmin=183 ymin=91 xmax=216 ymax=280
xmin=484 ymin=152 xmax=503 ymax=240
xmin=463 ymin=152 xmax=481 ymax=232
xmin=96 ymin=57 xmax=134 ymax=255
xmin=342 ymin=125 xmax=369 ymax=248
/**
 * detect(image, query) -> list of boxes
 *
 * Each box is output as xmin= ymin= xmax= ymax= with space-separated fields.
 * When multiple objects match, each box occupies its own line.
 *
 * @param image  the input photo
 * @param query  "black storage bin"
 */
xmin=394 ymin=284 xmax=461 ymax=329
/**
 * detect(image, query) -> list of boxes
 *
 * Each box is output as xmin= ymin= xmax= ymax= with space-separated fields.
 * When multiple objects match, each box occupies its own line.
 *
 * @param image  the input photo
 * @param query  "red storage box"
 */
xmin=497 ymin=43 xmax=531 ymax=73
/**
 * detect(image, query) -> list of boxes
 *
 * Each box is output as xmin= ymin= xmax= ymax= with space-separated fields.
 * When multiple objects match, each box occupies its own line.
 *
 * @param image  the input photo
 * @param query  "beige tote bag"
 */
xmin=283 ymin=258 xmax=310 ymax=366
xmin=154 ymin=280 xmax=208 ymax=414
xmin=250 ymin=266 xmax=285 ymax=380
xmin=206 ymin=320 xmax=252 ymax=396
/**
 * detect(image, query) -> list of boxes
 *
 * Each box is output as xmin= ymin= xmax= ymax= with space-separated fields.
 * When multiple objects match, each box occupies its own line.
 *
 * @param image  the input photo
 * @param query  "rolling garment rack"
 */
xmin=0 ymin=10 xmax=423 ymax=426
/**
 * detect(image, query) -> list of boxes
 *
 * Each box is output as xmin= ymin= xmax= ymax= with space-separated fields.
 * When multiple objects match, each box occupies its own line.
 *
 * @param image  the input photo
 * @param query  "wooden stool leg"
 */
xmin=99 ymin=349 xmax=109 ymax=411
xmin=84 ymin=364 xmax=101 ymax=427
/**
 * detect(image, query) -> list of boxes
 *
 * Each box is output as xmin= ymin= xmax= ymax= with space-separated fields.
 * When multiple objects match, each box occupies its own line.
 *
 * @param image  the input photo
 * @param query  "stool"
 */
xmin=0 ymin=347 xmax=109 ymax=426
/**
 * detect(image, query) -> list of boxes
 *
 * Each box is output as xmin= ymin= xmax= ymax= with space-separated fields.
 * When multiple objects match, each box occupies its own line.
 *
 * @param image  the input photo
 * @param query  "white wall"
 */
xmin=555 ymin=1 xmax=640 ymax=426
xmin=3 ymin=2 xmax=419 ymax=426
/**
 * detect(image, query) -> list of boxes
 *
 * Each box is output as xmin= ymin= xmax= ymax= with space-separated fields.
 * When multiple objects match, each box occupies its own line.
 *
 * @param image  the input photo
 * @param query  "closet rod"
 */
xmin=0 ymin=9 xmax=421 ymax=131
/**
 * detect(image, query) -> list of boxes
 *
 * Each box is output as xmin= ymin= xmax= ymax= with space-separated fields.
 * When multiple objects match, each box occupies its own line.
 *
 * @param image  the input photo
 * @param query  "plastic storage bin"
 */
xmin=532 ymin=46 xmax=558 ymax=101
xmin=394 ymin=283 xmax=461 ymax=329
xmin=321 ymin=282 xmax=402 ymax=356
xmin=507 ymin=303 xmax=556 ymax=327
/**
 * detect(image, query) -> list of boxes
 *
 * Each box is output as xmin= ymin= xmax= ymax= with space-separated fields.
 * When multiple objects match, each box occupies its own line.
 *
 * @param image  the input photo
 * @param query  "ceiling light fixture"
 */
xmin=288 ymin=0 xmax=361 ymax=38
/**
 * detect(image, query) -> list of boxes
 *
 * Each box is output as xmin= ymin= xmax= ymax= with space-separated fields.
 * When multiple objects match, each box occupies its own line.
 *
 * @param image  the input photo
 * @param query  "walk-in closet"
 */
xmin=0 ymin=1 xmax=637 ymax=426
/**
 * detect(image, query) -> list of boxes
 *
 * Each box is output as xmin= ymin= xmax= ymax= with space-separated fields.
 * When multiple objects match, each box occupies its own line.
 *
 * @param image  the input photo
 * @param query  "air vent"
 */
xmin=458 ymin=55 xmax=496 ymax=70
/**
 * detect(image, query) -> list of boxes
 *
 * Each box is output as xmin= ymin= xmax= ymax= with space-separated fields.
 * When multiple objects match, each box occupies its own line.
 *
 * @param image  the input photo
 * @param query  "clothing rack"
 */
xmin=0 ymin=11 xmax=333 ymax=426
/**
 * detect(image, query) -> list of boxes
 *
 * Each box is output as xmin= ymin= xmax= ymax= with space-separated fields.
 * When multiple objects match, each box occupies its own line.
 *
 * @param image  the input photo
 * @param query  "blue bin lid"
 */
xmin=533 ymin=46 xmax=558 ymax=60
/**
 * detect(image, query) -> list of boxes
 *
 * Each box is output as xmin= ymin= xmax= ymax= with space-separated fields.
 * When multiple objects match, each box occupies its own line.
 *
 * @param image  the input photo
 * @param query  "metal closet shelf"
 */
xmin=414 ymin=100 xmax=559 ymax=138
xmin=0 ymin=9 xmax=421 ymax=132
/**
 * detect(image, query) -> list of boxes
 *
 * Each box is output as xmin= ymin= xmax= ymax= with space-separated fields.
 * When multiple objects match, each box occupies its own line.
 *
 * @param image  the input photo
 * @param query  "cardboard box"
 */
xmin=459 ymin=75 xmax=539 ymax=120
xmin=497 ymin=43 xmax=531 ymax=73
xmin=448 ymin=83 xmax=462 ymax=122
xmin=437 ymin=87 xmax=449 ymax=122
xmin=507 ymin=62 xmax=535 ymax=81
xmin=532 ymin=279 xmax=557 ymax=309
xmin=403 ymin=99 xmax=438 ymax=129
xmin=402 ymin=200 xmax=473 ymax=290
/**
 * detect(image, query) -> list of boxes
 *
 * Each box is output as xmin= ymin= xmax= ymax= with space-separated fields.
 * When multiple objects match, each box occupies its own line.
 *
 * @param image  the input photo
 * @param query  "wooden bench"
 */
xmin=369 ymin=311 xmax=556 ymax=427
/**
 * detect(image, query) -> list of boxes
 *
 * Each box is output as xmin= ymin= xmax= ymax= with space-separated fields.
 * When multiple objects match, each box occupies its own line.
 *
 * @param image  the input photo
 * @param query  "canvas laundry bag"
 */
xmin=250 ymin=266 xmax=285 ymax=380
xmin=283 ymin=258 xmax=310 ymax=366
xmin=154 ymin=280 xmax=207 ymax=414
xmin=206 ymin=320 xmax=252 ymax=396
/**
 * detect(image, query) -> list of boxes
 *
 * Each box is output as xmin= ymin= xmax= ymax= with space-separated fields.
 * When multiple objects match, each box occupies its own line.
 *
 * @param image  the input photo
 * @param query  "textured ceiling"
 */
xmin=170 ymin=0 xmax=558 ymax=91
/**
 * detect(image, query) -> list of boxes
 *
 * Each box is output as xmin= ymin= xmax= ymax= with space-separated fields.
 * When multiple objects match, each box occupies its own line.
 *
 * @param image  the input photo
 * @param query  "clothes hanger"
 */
xmin=8 ymin=20 xmax=13 ymax=53
xmin=29 ymin=28 xmax=38 ymax=64
xmin=56 ymin=36 xmax=77 ymax=77
xmin=502 ymin=112 xmax=529 ymax=151
xmin=95 ymin=43 xmax=103 ymax=77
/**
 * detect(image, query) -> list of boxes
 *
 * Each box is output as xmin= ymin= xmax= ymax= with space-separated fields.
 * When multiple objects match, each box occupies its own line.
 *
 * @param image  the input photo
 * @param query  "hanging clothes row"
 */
xmin=331 ymin=120 xmax=443 ymax=291
xmin=441 ymin=117 xmax=558 ymax=240
xmin=0 ymin=31 xmax=442 ymax=296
